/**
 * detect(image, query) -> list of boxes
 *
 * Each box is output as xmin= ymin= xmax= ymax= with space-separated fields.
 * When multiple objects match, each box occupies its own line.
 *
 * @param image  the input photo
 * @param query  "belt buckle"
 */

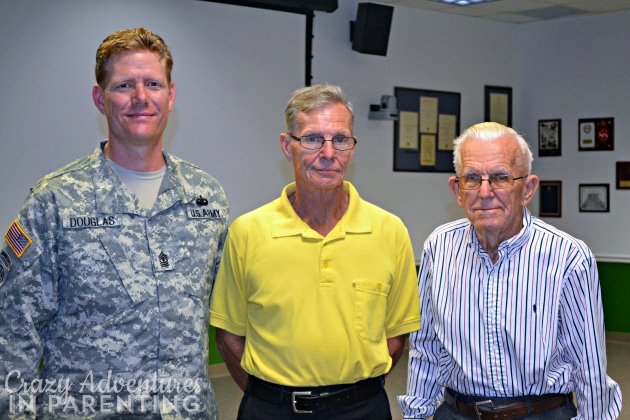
xmin=473 ymin=400 xmax=494 ymax=420
xmin=292 ymin=391 xmax=313 ymax=414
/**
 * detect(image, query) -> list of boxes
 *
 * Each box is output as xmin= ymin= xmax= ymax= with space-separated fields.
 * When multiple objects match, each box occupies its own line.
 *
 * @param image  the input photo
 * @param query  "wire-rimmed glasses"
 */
xmin=289 ymin=134 xmax=357 ymax=151
xmin=455 ymin=174 xmax=527 ymax=190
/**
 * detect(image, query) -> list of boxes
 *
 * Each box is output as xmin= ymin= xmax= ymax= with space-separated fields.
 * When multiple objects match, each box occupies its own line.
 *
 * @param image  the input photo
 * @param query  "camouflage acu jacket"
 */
xmin=0 ymin=142 xmax=228 ymax=419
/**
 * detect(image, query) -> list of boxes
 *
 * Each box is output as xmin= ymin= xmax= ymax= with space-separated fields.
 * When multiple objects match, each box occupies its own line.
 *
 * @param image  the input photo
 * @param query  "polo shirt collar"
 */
xmin=271 ymin=181 xmax=372 ymax=239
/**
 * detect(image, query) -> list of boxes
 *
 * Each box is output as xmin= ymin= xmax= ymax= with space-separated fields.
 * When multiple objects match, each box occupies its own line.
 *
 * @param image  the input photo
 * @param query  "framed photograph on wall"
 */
xmin=484 ymin=85 xmax=512 ymax=127
xmin=538 ymin=119 xmax=561 ymax=156
xmin=539 ymin=180 xmax=562 ymax=217
xmin=579 ymin=184 xmax=609 ymax=212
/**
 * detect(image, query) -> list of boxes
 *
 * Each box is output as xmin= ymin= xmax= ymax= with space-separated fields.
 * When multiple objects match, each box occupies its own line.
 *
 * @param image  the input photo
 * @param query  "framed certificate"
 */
xmin=484 ymin=85 xmax=512 ymax=127
xmin=394 ymin=86 xmax=461 ymax=173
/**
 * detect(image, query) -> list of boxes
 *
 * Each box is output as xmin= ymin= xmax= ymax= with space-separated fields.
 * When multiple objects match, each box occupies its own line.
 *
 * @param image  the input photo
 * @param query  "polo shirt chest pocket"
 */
xmin=353 ymin=279 xmax=390 ymax=342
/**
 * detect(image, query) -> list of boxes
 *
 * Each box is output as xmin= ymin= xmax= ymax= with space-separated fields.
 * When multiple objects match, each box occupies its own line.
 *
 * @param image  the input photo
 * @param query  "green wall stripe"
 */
xmin=599 ymin=262 xmax=630 ymax=334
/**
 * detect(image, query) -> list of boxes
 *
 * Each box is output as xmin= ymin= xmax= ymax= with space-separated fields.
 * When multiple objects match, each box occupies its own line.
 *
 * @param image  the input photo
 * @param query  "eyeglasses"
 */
xmin=455 ymin=174 xmax=527 ymax=190
xmin=289 ymin=134 xmax=357 ymax=151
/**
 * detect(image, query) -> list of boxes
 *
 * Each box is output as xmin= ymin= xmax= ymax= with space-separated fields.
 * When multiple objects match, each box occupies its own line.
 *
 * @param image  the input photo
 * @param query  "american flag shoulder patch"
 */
xmin=4 ymin=220 xmax=33 ymax=258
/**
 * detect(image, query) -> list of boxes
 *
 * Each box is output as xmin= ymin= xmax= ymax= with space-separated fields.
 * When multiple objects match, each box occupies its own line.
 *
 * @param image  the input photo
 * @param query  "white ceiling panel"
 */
xmin=376 ymin=0 xmax=630 ymax=23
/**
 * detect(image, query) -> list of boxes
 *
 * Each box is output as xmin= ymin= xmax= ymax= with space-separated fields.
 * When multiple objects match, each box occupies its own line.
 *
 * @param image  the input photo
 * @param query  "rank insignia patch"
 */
xmin=0 ymin=250 xmax=12 ymax=287
xmin=4 ymin=220 xmax=32 ymax=258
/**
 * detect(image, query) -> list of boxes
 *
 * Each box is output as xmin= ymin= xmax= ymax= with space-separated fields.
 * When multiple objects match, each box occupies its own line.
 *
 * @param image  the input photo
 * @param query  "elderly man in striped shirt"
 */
xmin=399 ymin=122 xmax=621 ymax=419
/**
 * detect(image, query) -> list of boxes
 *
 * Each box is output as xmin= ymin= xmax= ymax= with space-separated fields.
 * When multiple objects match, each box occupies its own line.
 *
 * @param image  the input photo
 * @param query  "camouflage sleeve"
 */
xmin=0 ymin=193 xmax=60 ymax=418
xmin=209 ymin=212 xmax=229 ymax=300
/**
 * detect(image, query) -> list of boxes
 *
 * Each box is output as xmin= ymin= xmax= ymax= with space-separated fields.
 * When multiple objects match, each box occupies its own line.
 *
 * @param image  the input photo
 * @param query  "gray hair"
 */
xmin=452 ymin=122 xmax=533 ymax=174
xmin=284 ymin=84 xmax=354 ymax=134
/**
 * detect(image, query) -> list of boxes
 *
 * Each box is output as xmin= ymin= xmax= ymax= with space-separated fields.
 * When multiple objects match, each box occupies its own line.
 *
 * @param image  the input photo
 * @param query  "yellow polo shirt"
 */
xmin=210 ymin=181 xmax=420 ymax=386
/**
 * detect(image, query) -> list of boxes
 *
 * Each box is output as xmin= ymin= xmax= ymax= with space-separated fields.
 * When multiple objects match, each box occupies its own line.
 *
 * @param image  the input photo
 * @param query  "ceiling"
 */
xmin=374 ymin=0 xmax=630 ymax=23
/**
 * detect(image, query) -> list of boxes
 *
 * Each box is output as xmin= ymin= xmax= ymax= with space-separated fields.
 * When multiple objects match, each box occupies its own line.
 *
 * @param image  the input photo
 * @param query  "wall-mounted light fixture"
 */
xmin=432 ymin=0 xmax=499 ymax=5
xmin=368 ymin=95 xmax=398 ymax=120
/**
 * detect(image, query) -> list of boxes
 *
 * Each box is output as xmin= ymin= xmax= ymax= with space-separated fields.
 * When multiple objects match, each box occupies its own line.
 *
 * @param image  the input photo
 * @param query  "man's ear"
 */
xmin=448 ymin=176 xmax=464 ymax=207
xmin=167 ymin=80 xmax=176 ymax=112
xmin=92 ymin=84 xmax=106 ymax=115
xmin=279 ymin=133 xmax=294 ymax=162
xmin=521 ymin=174 xmax=540 ymax=206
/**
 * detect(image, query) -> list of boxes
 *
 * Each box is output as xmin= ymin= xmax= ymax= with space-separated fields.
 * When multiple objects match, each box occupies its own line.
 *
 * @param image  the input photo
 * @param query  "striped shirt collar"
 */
xmin=468 ymin=207 xmax=533 ymax=261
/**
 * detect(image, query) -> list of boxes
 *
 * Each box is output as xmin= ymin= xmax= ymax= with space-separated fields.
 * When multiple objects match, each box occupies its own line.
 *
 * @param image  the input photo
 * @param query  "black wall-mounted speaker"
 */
xmin=351 ymin=2 xmax=394 ymax=56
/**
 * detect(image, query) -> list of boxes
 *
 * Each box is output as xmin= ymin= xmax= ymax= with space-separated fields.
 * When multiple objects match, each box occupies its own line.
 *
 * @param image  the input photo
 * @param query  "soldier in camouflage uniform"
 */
xmin=0 ymin=28 xmax=228 ymax=419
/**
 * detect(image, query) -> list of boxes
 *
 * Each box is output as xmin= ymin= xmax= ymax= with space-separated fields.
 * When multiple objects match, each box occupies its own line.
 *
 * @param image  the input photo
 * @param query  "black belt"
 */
xmin=444 ymin=388 xmax=571 ymax=420
xmin=245 ymin=375 xmax=385 ymax=414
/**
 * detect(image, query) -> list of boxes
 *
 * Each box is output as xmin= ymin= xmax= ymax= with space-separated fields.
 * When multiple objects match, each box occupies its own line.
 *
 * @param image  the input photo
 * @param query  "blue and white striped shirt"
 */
xmin=398 ymin=208 xmax=622 ymax=419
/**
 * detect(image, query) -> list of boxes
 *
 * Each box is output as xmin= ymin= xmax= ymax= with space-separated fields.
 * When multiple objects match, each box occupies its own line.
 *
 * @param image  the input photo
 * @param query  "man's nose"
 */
xmin=477 ymin=178 xmax=495 ymax=196
xmin=133 ymin=86 xmax=148 ymax=104
xmin=320 ymin=140 xmax=336 ymax=157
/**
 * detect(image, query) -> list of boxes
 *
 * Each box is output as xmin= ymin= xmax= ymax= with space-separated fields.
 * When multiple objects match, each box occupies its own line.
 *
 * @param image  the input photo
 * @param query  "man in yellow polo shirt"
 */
xmin=210 ymin=84 xmax=420 ymax=419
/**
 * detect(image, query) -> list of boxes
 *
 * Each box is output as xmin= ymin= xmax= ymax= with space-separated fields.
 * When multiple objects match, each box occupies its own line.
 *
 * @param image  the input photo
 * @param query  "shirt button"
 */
xmin=323 ymin=262 xmax=329 ymax=268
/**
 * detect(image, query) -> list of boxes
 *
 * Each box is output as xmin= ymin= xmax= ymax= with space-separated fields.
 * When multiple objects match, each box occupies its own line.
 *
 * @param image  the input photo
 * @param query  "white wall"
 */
xmin=517 ymin=11 xmax=630 ymax=262
xmin=1 ymin=0 xmax=628 ymax=261
xmin=310 ymin=1 xmax=518 ymax=258
xmin=0 ymin=0 xmax=303 ymax=228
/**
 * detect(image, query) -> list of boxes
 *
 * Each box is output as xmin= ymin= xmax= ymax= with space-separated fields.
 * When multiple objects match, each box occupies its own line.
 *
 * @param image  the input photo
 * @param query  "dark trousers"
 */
xmin=236 ymin=387 xmax=392 ymax=420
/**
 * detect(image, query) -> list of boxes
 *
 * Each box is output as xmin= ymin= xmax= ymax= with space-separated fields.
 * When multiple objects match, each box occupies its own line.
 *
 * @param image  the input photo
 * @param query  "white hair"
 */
xmin=452 ymin=122 xmax=533 ymax=174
